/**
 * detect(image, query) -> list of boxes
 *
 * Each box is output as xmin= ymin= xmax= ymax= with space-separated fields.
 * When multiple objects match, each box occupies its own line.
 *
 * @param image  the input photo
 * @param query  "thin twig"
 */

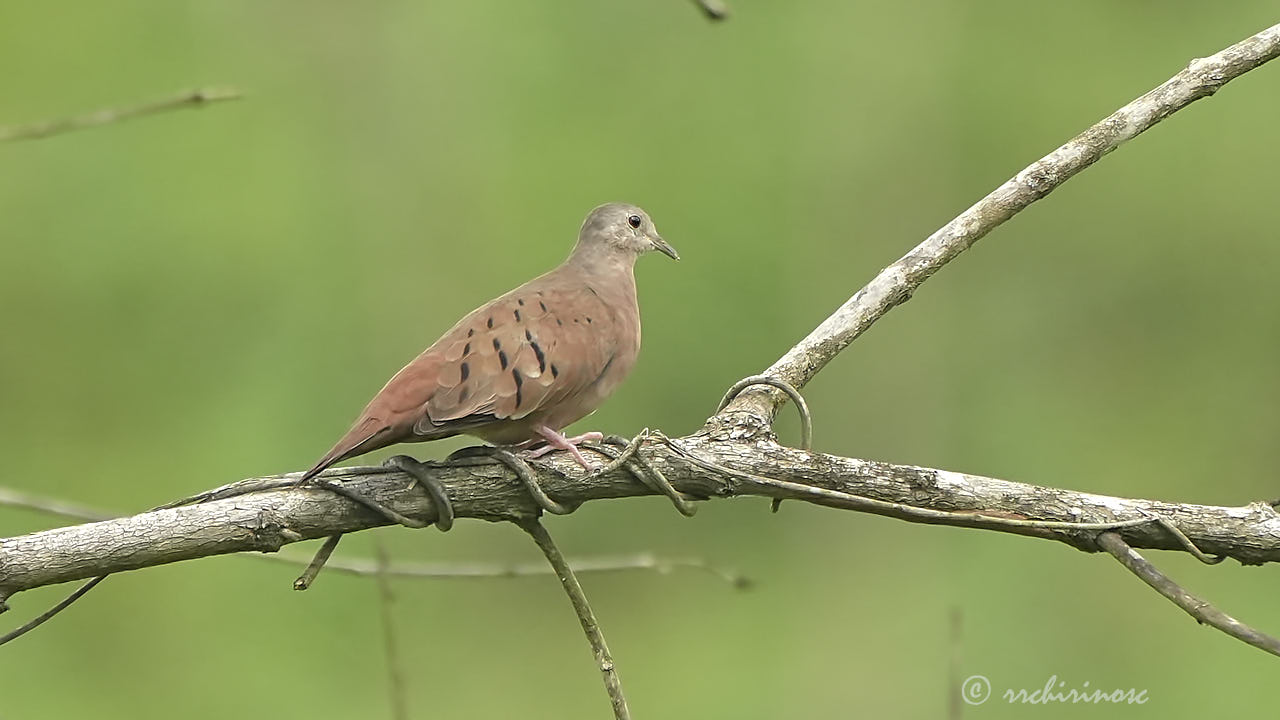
xmin=1097 ymin=532 xmax=1280 ymax=658
xmin=293 ymin=534 xmax=343 ymax=591
xmin=723 ymin=23 xmax=1280 ymax=422
xmin=374 ymin=539 xmax=409 ymax=720
xmin=517 ymin=518 xmax=630 ymax=720
xmin=0 ymin=87 xmax=241 ymax=142
xmin=0 ymin=576 xmax=106 ymax=645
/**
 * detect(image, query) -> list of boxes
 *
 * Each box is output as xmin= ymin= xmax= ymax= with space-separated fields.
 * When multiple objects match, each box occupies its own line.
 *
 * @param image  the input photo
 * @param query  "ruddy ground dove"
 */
xmin=300 ymin=203 xmax=677 ymax=487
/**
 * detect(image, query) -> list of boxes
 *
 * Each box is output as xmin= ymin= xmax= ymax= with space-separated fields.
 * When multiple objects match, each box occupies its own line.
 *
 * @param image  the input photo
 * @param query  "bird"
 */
xmin=299 ymin=203 xmax=678 ymax=507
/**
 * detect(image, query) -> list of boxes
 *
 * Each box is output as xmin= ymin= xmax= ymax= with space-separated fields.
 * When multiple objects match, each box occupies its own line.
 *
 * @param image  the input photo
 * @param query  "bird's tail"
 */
xmin=298 ymin=448 xmax=344 ymax=484
xmin=299 ymin=420 xmax=386 ymax=483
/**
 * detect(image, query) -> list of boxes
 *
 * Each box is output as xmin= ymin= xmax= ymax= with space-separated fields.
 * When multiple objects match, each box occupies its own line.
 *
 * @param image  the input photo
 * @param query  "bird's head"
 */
xmin=576 ymin=203 xmax=679 ymax=262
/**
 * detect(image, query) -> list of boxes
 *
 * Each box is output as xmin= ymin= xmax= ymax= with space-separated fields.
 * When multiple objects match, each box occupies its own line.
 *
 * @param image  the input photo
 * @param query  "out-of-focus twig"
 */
xmin=262 ymin=549 xmax=752 ymax=588
xmin=949 ymin=606 xmax=964 ymax=720
xmin=0 ymin=488 xmax=113 ymax=522
xmin=690 ymin=0 xmax=729 ymax=21
xmin=375 ymin=539 xmax=408 ymax=720
xmin=0 ymin=87 xmax=241 ymax=142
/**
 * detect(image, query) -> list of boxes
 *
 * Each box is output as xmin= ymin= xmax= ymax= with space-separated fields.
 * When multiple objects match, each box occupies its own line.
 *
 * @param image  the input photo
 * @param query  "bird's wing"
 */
xmin=418 ymin=280 xmax=615 ymax=432
xmin=301 ymin=274 xmax=617 ymax=481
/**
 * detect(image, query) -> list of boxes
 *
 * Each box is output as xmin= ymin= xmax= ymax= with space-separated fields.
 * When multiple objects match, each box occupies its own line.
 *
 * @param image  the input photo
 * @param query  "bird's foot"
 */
xmin=448 ymin=445 xmax=577 ymax=515
xmin=525 ymin=426 xmax=604 ymax=469
xmin=384 ymin=455 xmax=455 ymax=531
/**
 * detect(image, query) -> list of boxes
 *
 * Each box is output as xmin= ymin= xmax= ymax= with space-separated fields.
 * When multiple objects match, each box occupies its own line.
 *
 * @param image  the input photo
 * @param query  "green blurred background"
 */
xmin=3 ymin=2 xmax=1279 ymax=717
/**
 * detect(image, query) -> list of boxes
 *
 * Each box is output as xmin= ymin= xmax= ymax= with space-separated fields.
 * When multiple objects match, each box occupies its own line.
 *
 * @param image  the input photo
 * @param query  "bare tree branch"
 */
xmin=292 ymin=533 xmax=343 ymax=590
xmin=0 ymin=87 xmax=241 ymax=142
xmin=1098 ymin=532 xmax=1280 ymax=657
xmin=4 ymin=436 xmax=1280 ymax=604
xmin=2 ymin=22 xmax=1279 ymax=670
xmin=0 ymin=487 xmax=749 ymax=587
xmin=724 ymin=22 xmax=1280 ymax=423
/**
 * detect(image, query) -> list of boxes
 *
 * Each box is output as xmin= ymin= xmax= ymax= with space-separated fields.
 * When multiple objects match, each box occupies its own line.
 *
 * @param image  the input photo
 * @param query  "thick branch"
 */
xmin=727 ymin=23 xmax=1280 ymax=421
xmin=4 ymin=430 xmax=1280 ymax=600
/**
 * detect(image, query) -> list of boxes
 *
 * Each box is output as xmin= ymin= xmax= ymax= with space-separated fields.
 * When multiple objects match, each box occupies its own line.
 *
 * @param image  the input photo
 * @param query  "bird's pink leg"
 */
xmin=525 ymin=426 xmax=604 ymax=469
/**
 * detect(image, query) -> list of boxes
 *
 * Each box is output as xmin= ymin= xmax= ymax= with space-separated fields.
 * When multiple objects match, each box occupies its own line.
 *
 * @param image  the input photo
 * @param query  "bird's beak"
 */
xmin=649 ymin=233 xmax=680 ymax=261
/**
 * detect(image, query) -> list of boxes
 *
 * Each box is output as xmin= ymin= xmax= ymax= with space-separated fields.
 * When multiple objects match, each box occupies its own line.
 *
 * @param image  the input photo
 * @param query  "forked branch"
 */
xmin=724 ymin=23 xmax=1280 ymax=423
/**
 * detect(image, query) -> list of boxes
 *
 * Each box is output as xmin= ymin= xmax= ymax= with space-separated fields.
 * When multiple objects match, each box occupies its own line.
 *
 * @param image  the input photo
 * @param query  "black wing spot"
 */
xmin=518 ymin=298 xmax=525 ymax=306
xmin=492 ymin=338 xmax=502 ymax=350
xmin=524 ymin=329 xmax=533 ymax=341
xmin=467 ymin=328 xmax=475 ymax=338
xmin=514 ymin=309 xmax=522 ymax=322
xmin=530 ymin=340 xmax=546 ymax=372
xmin=512 ymin=368 xmax=523 ymax=407
xmin=498 ymin=350 xmax=508 ymax=370
xmin=486 ymin=317 xmax=494 ymax=329
xmin=556 ymin=318 xmax=563 ymax=326
xmin=539 ymin=301 xmax=548 ymax=312
xmin=460 ymin=362 xmax=470 ymax=381
xmin=463 ymin=342 xmax=471 ymax=356
xmin=586 ymin=316 xmax=592 ymax=324
xmin=550 ymin=363 xmax=559 ymax=378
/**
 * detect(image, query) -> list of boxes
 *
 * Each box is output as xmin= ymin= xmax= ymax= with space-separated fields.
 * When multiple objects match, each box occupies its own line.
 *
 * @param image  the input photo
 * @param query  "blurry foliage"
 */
xmin=2 ymin=2 xmax=1279 ymax=718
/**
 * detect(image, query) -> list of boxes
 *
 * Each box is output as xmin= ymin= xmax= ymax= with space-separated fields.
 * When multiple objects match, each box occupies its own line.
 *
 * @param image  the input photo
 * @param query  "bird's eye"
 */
xmin=627 ymin=215 xmax=642 ymax=229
